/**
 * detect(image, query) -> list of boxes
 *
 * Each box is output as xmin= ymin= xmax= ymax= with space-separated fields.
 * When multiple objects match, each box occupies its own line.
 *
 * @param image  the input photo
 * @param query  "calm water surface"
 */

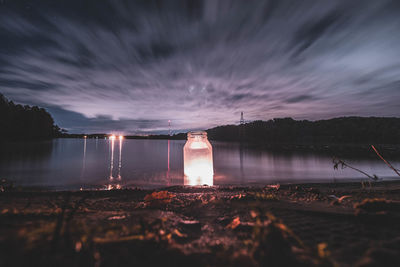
xmin=0 ymin=138 xmax=399 ymax=189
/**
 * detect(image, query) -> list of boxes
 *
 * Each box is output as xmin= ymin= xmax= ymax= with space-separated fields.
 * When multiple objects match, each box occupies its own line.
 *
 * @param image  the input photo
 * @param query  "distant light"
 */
xmin=106 ymin=184 xmax=121 ymax=190
xmin=110 ymin=135 xmax=116 ymax=140
xmin=119 ymin=135 xmax=124 ymax=140
xmin=83 ymin=135 xmax=87 ymax=139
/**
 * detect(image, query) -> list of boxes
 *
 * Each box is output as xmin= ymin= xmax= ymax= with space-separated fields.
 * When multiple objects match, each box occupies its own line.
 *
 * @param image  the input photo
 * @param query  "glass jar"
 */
xmin=183 ymin=131 xmax=214 ymax=186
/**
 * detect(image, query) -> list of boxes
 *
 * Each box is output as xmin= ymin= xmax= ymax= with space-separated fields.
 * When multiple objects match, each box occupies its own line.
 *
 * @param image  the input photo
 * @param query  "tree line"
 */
xmin=207 ymin=117 xmax=400 ymax=145
xmin=3 ymin=90 xmax=399 ymax=146
xmin=0 ymin=93 xmax=61 ymax=140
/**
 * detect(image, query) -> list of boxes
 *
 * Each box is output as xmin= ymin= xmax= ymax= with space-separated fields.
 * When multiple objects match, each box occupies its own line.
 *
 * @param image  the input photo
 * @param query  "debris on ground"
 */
xmin=1 ymin=181 xmax=400 ymax=266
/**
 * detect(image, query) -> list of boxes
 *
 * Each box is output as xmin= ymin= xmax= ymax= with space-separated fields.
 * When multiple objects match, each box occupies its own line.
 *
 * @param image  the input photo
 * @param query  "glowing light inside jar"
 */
xmin=183 ymin=131 xmax=214 ymax=186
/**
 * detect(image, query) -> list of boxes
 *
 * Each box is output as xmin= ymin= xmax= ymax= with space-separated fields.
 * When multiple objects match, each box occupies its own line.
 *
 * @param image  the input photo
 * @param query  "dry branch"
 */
xmin=333 ymin=157 xmax=378 ymax=181
xmin=371 ymin=145 xmax=400 ymax=177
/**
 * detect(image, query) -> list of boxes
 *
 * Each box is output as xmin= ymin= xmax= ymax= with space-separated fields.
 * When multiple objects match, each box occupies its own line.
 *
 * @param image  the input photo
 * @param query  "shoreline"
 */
xmin=1 ymin=180 xmax=400 ymax=266
xmin=3 ymin=177 xmax=400 ymax=192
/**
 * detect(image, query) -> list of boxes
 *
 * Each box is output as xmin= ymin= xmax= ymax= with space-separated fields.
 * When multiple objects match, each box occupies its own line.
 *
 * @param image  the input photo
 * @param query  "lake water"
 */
xmin=0 ymin=138 xmax=399 ymax=189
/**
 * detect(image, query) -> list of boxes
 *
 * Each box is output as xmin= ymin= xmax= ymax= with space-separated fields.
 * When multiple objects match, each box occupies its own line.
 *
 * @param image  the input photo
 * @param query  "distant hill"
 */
xmin=0 ymin=94 xmax=61 ymax=140
xmin=207 ymin=117 xmax=400 ymax=145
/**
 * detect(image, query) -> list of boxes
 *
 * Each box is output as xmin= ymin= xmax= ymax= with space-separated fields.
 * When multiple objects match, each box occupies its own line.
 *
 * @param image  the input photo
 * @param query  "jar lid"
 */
xmin=187 ymin=131 xmax=207 ymax=138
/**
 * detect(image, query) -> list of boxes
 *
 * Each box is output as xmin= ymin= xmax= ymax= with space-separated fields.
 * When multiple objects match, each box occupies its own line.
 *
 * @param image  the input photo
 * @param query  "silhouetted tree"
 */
xmin=0 ymin=93 xmax=61 ymax=140
xmin=207 ymin=117 xmax=400 ymax=145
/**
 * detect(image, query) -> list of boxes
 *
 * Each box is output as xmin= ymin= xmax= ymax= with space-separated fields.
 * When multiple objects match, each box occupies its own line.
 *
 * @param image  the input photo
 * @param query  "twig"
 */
xmin=371 ymin=145 xmax=400 ymax=177
xmin=52 ymin=194 xmax=71 ymax=246
xmin=333 ymin=157 xmax=378 ymax=181
xmin=66 ymin=196 xmax=87 ymax=223
xmin=63 ymin=196 xmax=87 ymax=246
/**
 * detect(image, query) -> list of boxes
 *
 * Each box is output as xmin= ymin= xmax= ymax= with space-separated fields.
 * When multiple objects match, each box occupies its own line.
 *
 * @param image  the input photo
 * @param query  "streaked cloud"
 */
xmin=1 ymin=0 xmax=400 ymax=133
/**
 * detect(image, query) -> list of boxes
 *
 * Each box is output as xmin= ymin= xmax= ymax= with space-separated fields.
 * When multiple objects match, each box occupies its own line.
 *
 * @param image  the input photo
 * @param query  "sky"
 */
xmin=1 ymin=0 xmax=400 ymax=134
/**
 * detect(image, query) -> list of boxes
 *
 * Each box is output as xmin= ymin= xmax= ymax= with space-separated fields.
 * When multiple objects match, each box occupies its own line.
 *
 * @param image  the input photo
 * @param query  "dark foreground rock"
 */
xmin=1 ymin=181 xmax=400 ymax=267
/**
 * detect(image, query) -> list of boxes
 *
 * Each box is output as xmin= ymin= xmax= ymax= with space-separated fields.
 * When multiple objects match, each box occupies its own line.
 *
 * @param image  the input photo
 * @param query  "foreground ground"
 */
xmin=1 ymin=181 xmax=400 ymax=267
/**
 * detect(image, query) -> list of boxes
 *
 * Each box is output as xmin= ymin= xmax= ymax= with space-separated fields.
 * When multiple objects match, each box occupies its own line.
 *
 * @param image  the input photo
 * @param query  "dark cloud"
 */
xmin=292 ymin=9 xmax=344 ymax=57
xmin=136 ymin=42 xmax=176 ymax=62
xmin=1 ymin=0 xmax=400 ymax=133
xmin=228 ymin=94 xmax=251 ymax=102
xmin=285 ymin=94 xmax=316 ymax=104
xmin=0 ymin=79 xmax=56 ymax=90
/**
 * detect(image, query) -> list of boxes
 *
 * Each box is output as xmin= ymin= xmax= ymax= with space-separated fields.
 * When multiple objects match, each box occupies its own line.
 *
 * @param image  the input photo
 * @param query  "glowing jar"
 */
xmin=183 ymin=131 xmax=214 ymax=186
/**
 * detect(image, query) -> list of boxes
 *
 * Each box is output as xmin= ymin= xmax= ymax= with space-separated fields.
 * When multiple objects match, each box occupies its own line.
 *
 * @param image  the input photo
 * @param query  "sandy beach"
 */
xmin=1 ymin=181 xmax=400 ymax=266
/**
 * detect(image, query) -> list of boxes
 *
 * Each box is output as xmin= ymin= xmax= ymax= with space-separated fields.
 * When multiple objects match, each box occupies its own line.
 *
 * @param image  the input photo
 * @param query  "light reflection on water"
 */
xmin=0 ymin=138 xmax=399 ymax=189
xmin=80 ymin=137 xmax=86 ymax=180
xmin=166 ymin=139 xmax=170 ymax=186
xmin=105 ymin=137 xmax=123 ymax=189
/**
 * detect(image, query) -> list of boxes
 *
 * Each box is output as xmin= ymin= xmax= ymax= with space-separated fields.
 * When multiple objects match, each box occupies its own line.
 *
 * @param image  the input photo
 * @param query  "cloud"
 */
xmin=45 ymin=106 xmax=166 ymax=134
xmin=0 ymin=0 xmax=400 ymax=133
xmin=291 ymin=9 xmax=344 ymax=58
xmin=285 ymin=94 xmax=316 ymax=104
